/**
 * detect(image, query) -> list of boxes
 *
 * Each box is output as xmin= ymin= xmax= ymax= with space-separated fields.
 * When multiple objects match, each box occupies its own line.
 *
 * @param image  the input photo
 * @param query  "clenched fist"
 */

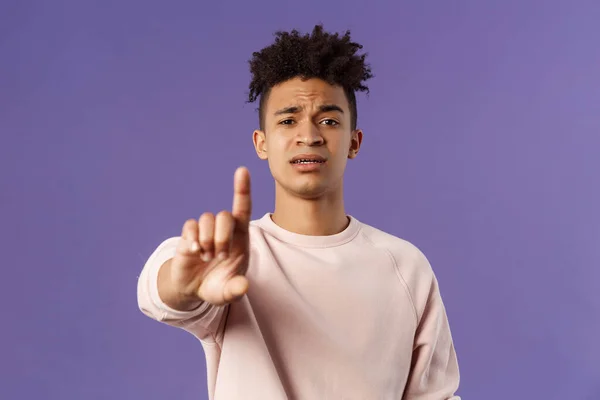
xmin=158 ymin=167 xmax=252 ymax=310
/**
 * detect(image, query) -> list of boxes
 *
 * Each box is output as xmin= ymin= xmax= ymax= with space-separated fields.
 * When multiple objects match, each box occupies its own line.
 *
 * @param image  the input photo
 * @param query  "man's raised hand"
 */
xmin=163 ymin=167 xmax=252 ymax=308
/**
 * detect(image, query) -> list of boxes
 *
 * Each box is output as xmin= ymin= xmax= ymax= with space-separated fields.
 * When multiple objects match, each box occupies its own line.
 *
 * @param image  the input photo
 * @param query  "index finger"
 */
xmin=232 ymin=166 xmax=252 ymax=226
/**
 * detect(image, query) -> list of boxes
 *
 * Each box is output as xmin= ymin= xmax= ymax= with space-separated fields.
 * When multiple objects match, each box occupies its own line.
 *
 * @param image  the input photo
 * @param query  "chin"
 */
xmin=290 ymin=181 xmax=332 ymax=199
xmin=274 ymin=172 xmax=340 ymax=200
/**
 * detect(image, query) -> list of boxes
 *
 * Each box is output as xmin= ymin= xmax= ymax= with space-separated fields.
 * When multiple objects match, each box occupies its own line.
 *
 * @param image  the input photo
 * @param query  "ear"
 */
xmin=253 ymin=130 xmax=268 ymax=160
xmin=347 ymin=129 xmax=363 ymax=159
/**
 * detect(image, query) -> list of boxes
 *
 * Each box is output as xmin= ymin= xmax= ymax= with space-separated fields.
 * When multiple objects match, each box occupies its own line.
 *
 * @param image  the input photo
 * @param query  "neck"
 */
xmin=271 ymin=183 xmax=349 ymax=236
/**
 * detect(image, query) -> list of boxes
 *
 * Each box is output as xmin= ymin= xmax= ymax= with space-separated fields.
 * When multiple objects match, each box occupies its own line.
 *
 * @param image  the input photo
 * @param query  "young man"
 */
xmin=137 ymin=25 xmax=460 ymax=399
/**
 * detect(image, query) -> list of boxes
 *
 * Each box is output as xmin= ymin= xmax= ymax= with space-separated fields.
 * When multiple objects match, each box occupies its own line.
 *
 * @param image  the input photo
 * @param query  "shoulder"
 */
xmin=358 ymin=221 xmax=433 ymax=277
xmin=357 ymin=220 xmax=437 ymax=317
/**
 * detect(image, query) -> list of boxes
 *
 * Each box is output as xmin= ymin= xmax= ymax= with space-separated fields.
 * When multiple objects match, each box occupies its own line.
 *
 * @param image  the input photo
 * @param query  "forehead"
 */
xmin=264 ymin=77 xmax=349 ymax=111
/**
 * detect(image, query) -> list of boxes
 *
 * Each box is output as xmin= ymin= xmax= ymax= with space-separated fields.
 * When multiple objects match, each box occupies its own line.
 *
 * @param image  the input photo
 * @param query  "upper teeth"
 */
xmin=294 ymin=159 xmax=321 ymax=164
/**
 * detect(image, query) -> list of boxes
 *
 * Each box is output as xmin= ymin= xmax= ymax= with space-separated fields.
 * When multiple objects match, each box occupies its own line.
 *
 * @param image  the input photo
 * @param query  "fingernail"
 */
xmin=201 ymin=252 xmax=213 ymax=262
xmin=217 ymin=252 xmax=227 ymax=261
xmin=190 ymin=241 xmax=199 ymax=253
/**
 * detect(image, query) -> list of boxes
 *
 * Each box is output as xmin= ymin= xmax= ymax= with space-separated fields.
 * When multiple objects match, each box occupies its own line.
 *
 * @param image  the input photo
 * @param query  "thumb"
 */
xmin=223 ymin=275 xmax=249 ymax=302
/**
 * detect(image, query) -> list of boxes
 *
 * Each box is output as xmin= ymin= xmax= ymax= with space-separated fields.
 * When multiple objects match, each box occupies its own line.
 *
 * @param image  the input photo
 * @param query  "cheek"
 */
xmin=329 ymin=135 xmax=351 ymax=157
xmin=266 ymin=134 xmax=290 ymax=155
xmin=265 ymin=135 xmax=290 ymax=166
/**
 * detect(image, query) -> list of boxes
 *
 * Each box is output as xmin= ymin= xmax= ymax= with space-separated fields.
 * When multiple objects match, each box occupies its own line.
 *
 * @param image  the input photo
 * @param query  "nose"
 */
xmin=296 ymin=122 xmax=324 ymax=146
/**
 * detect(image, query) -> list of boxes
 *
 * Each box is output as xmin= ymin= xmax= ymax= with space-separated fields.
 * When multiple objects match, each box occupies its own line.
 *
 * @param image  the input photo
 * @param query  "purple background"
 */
xmin=2 ymin=1 xmax=599 ymax=399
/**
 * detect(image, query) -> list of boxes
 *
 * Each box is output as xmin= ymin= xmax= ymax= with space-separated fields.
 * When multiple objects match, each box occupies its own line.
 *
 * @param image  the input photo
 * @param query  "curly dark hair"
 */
xmin=247 ymin=24 xmax=374 ymax=131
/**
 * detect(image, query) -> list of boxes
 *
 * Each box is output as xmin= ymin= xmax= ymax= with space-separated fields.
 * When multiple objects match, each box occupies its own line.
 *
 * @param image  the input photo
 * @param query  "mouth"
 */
xmin=290 ymin=154 xmax=327 ymax=165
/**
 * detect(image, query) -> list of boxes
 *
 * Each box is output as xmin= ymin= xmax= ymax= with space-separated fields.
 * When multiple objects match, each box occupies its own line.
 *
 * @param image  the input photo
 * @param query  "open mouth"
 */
xmin=290 ymin=159 xmax=326 ymax=165
xmin=290 ymin=154 xmax=327 ymax=165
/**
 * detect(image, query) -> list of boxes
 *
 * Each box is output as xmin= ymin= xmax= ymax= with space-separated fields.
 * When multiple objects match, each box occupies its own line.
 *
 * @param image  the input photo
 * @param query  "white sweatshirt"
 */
xmin=137 ymin=213 xmax=461 ymax=399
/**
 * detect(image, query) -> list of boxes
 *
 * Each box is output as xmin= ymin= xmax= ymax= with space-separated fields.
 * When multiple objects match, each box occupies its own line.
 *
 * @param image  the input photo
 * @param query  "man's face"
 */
xmin=253 ymin=77 xmax=363 ymax=199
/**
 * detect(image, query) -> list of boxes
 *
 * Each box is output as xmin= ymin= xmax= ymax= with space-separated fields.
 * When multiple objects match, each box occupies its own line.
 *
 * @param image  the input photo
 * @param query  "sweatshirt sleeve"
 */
xmin=136 ymin=236 xmax=229 ymax=345
xmin=402 ymin=270 xmax=461 ymax=400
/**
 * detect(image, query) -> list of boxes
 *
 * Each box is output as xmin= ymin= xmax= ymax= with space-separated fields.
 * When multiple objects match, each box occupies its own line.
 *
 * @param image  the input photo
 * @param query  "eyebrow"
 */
xmin=273 ymin=104 xmax=344 ymax=116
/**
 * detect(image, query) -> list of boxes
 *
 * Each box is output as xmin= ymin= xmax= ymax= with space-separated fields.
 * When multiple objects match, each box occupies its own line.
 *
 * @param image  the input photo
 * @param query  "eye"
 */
xmin=279 ymin=119 xmax=295 ymax=125
xmin=321 ymin=119 xmax=339 ymax=126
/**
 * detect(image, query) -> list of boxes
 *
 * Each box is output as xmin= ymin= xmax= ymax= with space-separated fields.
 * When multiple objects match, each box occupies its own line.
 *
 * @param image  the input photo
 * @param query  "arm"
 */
xmin=137 ymin=167 xmax=253 ymax=345
xmin=137 ymin=237 xmax=229 ymax=344
xmin=402 ymin=273 xmax=461 ymax=400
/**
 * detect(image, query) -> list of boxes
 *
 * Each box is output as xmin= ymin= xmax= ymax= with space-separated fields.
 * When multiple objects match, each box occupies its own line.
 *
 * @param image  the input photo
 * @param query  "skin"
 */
xmin=253 ymin=77 xmax=363 ymax=236
xmin=158 ymin=77 xmax=364 ymax=310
